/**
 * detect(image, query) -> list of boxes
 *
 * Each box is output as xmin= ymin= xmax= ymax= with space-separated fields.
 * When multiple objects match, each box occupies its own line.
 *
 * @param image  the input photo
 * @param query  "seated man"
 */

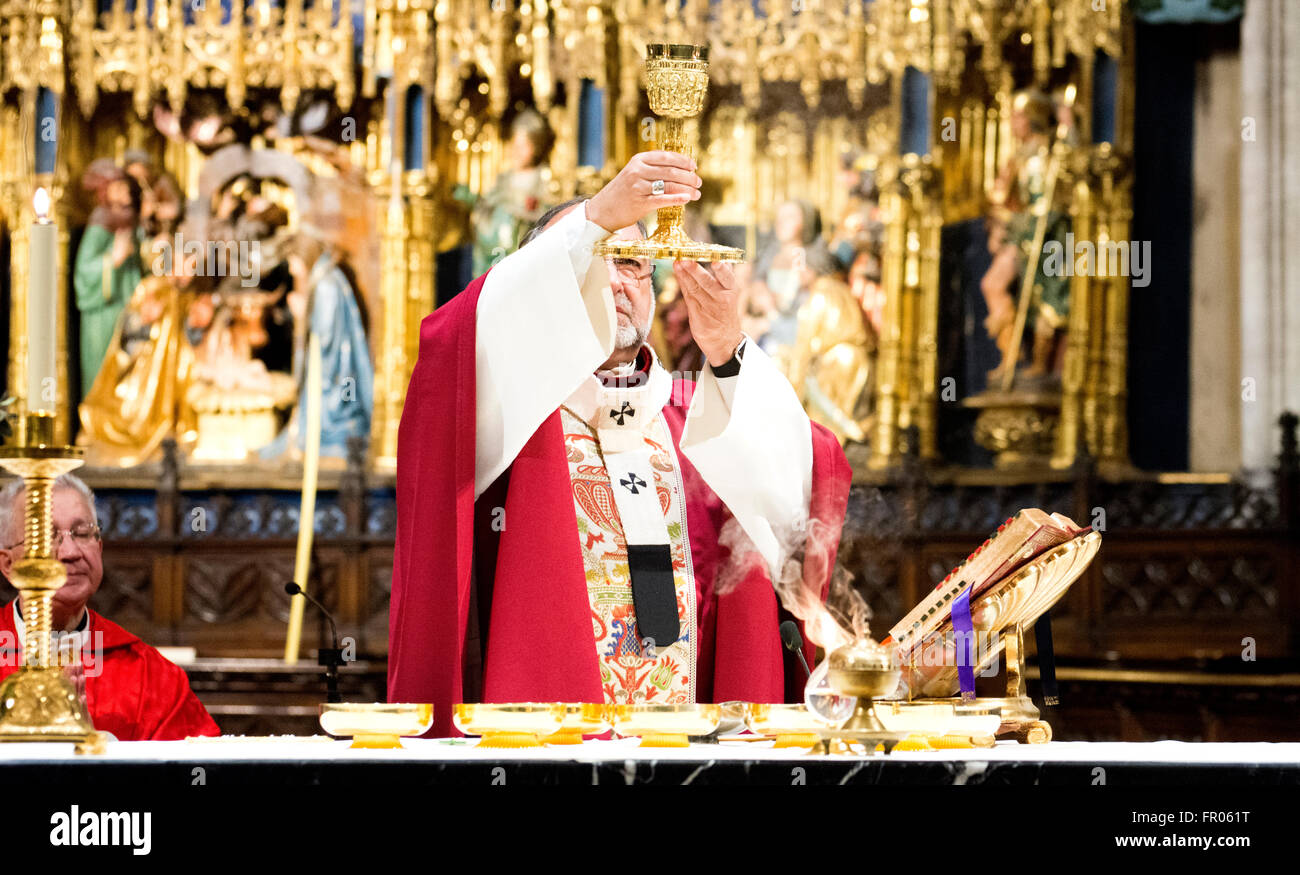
xmin=389 ymin=151 xmax=852 ymax=736
xmin=0 ymin=474 xmax=220 ymax=741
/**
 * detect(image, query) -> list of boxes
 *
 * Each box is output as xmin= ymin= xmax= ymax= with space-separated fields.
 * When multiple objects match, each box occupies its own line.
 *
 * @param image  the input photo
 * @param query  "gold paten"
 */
xmin=0 ymin=413 xmax=102 ymax=748
xmin=593 ymin=45 xmax=743 ymax=265
xmin=745 ymin=704 xmax=824 ymax=748
xmin=542 ymin=703 xmax=612 ymax=745
xmin=453 ymin=702 xmax=567 ymax=748
xmin=611 ymin=703 xmax=723 ymax=747
xmin=872 ymin=699 xmax=1003 ymax=738
xmin=318 ymin=702 xmax=434 ymax=749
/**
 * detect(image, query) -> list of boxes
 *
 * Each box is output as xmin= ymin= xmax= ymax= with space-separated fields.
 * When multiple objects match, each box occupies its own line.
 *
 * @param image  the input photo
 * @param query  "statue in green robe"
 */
xmin=453 ymin=109 xmax=557 ymax=275
xmin=74 ymin=162 xmax=144 ymax=398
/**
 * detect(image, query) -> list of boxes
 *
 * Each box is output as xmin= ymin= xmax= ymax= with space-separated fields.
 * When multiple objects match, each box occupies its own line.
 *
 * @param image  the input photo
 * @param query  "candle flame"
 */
xmin=33 ymin=187 xmax=50 ymax=220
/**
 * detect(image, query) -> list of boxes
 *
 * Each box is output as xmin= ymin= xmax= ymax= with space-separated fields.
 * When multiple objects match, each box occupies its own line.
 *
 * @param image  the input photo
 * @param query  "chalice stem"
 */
xmin=656 ymin=117 xmax=689 ymax=238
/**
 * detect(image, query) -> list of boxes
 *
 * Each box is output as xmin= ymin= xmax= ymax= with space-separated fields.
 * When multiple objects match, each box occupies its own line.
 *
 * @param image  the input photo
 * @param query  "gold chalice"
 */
xmin=610 ymin=703 xmax=722 ymax=748
xmin=745 ymin=704 xmax=823 ymax=749
xmin=319 ymin=702 xmax=434 ymax=749
xmin=452 ymin=703 xmax=566 ymax=749
xmin=593 ymin=44 xmax=744 ymax=264
xmin=542 ymin=703 xmax=612 ymax=745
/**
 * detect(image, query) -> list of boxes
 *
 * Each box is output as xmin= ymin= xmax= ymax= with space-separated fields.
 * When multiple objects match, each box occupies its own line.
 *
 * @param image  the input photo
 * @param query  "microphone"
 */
xmin=285 ymin=581 xmax=344 ymax=703
xmin=285 ymin=581 xmax=339 ymax=649
xmin=780 ymin=620 xmax=813 ymax=680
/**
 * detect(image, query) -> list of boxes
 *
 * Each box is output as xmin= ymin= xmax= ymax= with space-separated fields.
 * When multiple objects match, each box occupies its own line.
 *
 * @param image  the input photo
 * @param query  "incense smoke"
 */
xmin=713 ymin=513 xmax=871 ymax=653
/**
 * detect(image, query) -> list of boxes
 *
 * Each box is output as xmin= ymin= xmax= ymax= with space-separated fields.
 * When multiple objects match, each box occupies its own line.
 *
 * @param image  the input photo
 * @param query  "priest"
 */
xmin=389 ymin=151 xmax=851 ymax=736
xmin=0 ymin=474 xmax=220 ymax=741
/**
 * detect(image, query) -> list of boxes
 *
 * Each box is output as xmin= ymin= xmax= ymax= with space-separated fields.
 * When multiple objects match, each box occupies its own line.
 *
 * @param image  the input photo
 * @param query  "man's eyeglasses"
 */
xmin=608 ymin=257 xmax=654 ymax=283
xmin=4 ymin=524 xmax=103 ymax=552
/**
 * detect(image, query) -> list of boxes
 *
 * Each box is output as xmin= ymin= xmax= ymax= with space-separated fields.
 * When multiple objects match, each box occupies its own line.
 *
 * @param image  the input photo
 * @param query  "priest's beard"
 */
xmin=613 ymin=288 xmax=654 ymax=354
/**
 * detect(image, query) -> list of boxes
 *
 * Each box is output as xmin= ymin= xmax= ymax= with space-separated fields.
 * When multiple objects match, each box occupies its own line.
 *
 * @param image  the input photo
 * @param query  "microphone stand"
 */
xmin=285 ymin=576 xmax=345 ymax=704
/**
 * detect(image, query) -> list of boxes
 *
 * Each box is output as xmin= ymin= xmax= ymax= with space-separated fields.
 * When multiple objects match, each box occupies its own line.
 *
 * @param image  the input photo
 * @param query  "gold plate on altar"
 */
xmin=872 ymin=699 xmax=1002 ymax=737
xmin=453 ymin=703 xmax=566 ymax=747
xmin=744 ymin=704 xmax=826 ymax=748
xmin=318 ymin=703 xmax=433 ymax=749
xmin=745 ymin=704 xmax=823 ymax=736
xmin=611 ymin=704 xmax=722 ymax=746
xmin=543 ymin=704 xmax=613 ymax=744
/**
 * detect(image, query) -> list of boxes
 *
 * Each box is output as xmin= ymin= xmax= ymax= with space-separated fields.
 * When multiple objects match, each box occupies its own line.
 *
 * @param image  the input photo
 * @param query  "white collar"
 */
xmin=562 ymin=345 xmax=673 ymax=435
xmin=12 ymin=600 xmax=90 ymax=653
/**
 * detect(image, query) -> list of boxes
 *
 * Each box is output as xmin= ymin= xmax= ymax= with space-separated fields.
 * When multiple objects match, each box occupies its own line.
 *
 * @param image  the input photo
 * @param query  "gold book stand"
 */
xmin=821 ymin=530 xmax=1102 ymax=752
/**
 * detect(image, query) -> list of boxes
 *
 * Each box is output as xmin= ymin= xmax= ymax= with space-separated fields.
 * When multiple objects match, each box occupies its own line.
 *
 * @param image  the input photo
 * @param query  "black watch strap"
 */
xmin=711 ymin=339 xmax=746 ymax=378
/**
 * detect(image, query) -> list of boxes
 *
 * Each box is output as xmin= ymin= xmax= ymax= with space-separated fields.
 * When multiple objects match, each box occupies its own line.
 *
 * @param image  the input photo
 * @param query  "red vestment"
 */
xmin=0 ymin=601 xmax=220 ymax=741
xmin=389 ymin=272 xmax=852 ymax=737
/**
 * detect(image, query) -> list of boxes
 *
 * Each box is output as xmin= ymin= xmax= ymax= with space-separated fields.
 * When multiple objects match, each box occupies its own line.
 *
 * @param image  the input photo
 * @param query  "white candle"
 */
xmin=27 ymin=187 xmax=57 ymax=413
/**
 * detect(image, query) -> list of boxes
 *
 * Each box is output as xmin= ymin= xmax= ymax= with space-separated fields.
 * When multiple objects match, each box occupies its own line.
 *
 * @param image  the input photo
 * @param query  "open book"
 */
xmin=881 ymin=509 xmax=1092 ymax=695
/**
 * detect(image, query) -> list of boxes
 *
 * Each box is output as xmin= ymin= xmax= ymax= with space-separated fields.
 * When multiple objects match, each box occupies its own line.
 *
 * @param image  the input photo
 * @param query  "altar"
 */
xmin=4 ymin=737 xmax=1299 ymax=787
xmin=1 ymin=737 xmax=1290 ymax=857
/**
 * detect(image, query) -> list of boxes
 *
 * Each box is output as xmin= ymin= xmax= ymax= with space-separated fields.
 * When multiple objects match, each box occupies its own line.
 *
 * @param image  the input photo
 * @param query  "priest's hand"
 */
xmin=587 ymin=151 xmax=701 ymax=233
xmin=673 ymin=260 xmax=744 ymax=368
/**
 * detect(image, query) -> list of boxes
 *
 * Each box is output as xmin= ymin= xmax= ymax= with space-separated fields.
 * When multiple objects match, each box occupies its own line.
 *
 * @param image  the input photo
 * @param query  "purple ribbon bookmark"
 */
xmin=952 ymin=584 xmax=977 ymax=701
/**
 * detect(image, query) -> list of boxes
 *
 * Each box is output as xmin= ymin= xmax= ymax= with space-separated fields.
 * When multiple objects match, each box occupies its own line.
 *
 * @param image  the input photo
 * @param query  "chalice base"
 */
xmin=772 ymin=732 xmax=820 ymax=749
xmin=349 ymin=732 xmax=404 ymax=750
xmin=542 ymin=728 xmax=585 ymax=745
xmin=638 ymin=732 xmax=690 ymax=748
xmin=0 ymin=667 xmax=96 ymax=744
xmin=476 ymin=731 xmax=543 ymax=749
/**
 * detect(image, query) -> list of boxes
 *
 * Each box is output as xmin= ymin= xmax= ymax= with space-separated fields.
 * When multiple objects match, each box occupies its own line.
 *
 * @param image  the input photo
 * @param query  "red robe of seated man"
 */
xmin=0 ymin=601 xmax=220 ymax=741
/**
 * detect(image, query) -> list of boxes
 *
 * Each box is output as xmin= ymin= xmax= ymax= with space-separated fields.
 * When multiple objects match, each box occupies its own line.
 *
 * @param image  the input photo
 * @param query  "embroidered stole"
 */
xmin=560 ymin=356 xmax=696 ymax=704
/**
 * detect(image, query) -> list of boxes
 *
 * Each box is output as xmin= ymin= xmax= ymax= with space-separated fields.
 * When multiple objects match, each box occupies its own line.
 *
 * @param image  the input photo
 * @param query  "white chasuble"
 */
xmin=560 ymin=355 xmax=696 ymax=704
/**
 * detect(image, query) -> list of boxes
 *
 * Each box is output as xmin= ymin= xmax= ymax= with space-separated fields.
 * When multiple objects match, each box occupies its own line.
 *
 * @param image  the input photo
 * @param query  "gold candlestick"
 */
xmin=0 ymin=412 xmax=99 ymax=749
xmin=594 ymin=44 xmax=744 ymax=264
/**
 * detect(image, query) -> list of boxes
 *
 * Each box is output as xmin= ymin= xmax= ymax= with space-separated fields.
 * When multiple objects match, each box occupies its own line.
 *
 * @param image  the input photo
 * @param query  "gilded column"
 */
xmin=371 ymin=168 xmax=409 ymax=469
xmin=869 ymin=154 xmax=941 ymax=468
xmin=1053 ymin=151 xmax=1091 ymax=467
xmin=1097 ymin=145 xmax=1132 ymax=468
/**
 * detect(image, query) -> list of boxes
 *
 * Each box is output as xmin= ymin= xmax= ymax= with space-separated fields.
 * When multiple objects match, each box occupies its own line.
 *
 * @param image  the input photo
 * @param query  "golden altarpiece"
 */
xmin=0 ymin=0 xmax=1132 ymax=480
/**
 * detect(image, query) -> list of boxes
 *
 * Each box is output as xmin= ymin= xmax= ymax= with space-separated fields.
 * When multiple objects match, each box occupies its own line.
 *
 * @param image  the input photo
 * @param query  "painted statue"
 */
xmin=74 ymin=160 xmax=144 ymax=397
xmin=981 ymin=89 xmax=1072 ymax=384
xmin=744 ymin=199 xmax=839 ymax=369
xmin=455 ymin=109 xmax=557 ymax=275
xmin=77 ymin=277 xmax=196 ymax=466
xmin=785 ymin=276 xmax=878 ymax=445
xmin=78 ymin=173 xmax=198 ymax=464
xmin=260 ymin=234 xmax=373 ymax=460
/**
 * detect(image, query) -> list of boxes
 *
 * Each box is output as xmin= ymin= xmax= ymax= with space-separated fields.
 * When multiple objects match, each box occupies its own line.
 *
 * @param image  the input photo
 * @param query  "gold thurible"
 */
xmin=0 ymin=411 xmax=99 ymax=748
xmin=594 ymin=44 xmax=744 ymax=264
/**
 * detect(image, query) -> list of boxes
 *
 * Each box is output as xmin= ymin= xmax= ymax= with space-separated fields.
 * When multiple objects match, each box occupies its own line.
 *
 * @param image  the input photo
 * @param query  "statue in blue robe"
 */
xmin=261 ymin=244 xmax=373 ymax=461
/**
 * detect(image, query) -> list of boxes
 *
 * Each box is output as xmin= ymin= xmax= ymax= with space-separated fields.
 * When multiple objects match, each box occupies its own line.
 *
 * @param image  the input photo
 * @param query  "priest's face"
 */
xmin=604 ymin=226 xmax=654 ymax=357
xmin=0 ymin=487 xmax=103 ymax=632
